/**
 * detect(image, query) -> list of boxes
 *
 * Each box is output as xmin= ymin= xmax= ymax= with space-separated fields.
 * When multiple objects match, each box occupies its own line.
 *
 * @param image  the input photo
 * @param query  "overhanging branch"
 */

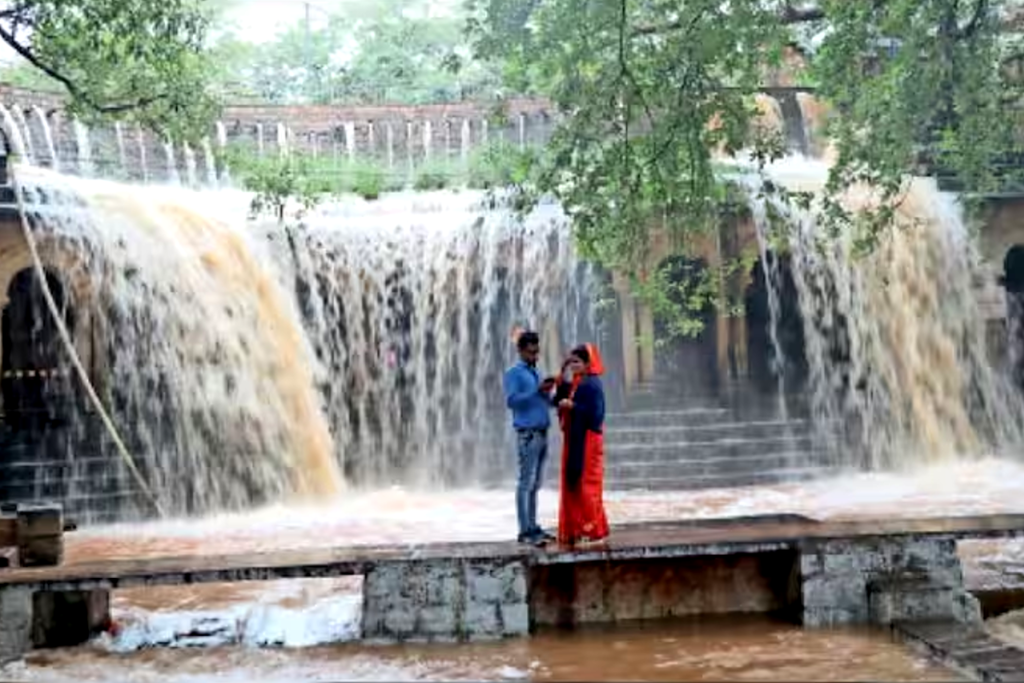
xmin=0 ymin=22 xmax=168 ymax=114
xmin=633 ymin=4 xmax=825 ymax=37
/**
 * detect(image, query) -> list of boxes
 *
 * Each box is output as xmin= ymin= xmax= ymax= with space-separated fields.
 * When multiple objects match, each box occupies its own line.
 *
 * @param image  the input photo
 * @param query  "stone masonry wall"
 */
xmin=799 ymin=535 xmax=982 ymax=627
xmin=361 ymin=557 xmax=529 ymax=643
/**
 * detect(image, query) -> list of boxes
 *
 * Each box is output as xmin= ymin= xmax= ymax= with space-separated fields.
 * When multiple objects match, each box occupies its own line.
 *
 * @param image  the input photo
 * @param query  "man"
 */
xmin=504 ymin=329 xmax=557 ymax=545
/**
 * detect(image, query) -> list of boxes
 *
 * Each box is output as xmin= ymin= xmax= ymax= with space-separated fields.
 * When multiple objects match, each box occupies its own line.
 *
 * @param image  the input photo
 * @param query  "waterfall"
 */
xmin=749 ymin=158 xmax=1024 ymax=470
xmin=215 ymin=122 xmax=229 ymax=184
xmin=276 ymin=123 xmax=289 ymax=157
xmin=386 ymin=123 xmax=395 ymax=170
xmin=11 ymin=108 xmax=35 ymax=162
xmin=406 ymin=121 xmax=414 ymax=177
xmin=202 ymin=138 xmax=218 ymax=186
xmin=72 ymin=119 xmax=94 ymax=177
xmin=256 ymin=123 xmax=265 ymax=158
xmin=443 ymin=120 xmax=451 ymax=160
xmin=367 ymin=122 xmax=376 ymax=159
xmin=163 ymin=140 xmax=180 ymax=185
xmin=460 ymin=120 xmax=471 ymax=165
xmin=422 ymin=121 xmax=433 ymax=161
xmin=0 ymin=104 xmax=30 ymax=160
xmin=183 ymin=142 xmax=198 ymax=187
xmin=114 ymin=122 xmax=128 ymax=176
xmin=12 ymin=165 xmax=343 ymax=517
xmin=482 ymin=119 xmax=489 ymax=147
xmin=276 ymin=191 xmax=595 ymax=486
xmin=31 ymin=107 xmax=58 ymax=171
xmin=343 ymin=122 xmax=356 ymax=163
xmin=517 ymin=114 xmax=526 ymax=151
xmin=136 ymin=123 xmax=149 ymax=183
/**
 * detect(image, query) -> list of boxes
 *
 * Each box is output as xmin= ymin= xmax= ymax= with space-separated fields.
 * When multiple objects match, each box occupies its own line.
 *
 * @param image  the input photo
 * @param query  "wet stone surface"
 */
xmin=896 ymin=621 xmax=1024 ymax=682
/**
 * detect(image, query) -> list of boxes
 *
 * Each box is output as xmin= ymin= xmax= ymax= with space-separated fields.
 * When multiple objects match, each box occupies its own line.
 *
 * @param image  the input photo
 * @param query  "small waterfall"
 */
xmin=202 ymin=138 xmax=218 ymax=186
xmin=215 ymin=122 xmax=229 ymax=184
xmin=31 ymin=106 xmax=59 ymax=171
xmin=136 ymin=123 xmax=149 ymax=182
xmin=343 ymin=122 xmax=356 ymax=163
xmin=276 ymin=123 xmax=289 ymax=157
xmin=256 ymin=123 xmax=265 ymax=158
xmin=277 ymin=192 xmax=595 ymax=486
xmin=183 ymin=142 xmax=198 ymax=187
xmin=386 ymin=122 xmax=395 ymax=170
xmin=460 ymin=119 xmax=471 ymax=165
xmin=517 ymin=114 xmax=526 ymax=151
xmin=750 ymin=159 xmax=1024 ymax=469
xmin=114 ymin=122 xmax=128 ymax=175
xmin=443 ymin=120 xmax=452 ymax=160
xmin=11 ymin=108 xmax=35 ymax=162
xmin=422 ymin=121 xmax=433 ymax=161
xmin=0 ymin=103 xmax=30 ymax=159
xmin=72 ymin=119 xmax=94 ymax=177
xmin=406 ymin=121 xmax=414 ymax=177
xmin=482 ymin=119 xmax=489 ymax=146
xmin=163 ymin=139 xmax=180 ymax=185
xmin=367 ymin=122 xmax=376 ymax=158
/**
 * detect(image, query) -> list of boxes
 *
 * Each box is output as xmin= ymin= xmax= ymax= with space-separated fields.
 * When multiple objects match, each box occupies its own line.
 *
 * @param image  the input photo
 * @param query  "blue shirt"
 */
xmin=503 ymin=361 xmax=552 ymax=430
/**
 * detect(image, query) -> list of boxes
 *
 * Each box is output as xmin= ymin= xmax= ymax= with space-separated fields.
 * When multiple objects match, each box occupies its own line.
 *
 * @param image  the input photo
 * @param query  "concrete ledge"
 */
xmin=894 ymin=621 xmax=1024 ymax=682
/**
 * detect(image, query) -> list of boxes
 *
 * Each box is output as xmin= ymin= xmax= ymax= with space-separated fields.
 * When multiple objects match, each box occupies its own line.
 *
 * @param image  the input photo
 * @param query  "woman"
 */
xmin=554 ymin=343 xmax=609 ymax=547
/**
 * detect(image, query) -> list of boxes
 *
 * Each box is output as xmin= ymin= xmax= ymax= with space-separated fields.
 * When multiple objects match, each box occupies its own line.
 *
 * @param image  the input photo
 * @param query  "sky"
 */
xmin=220 ymin=0 xmax=461 ymax=43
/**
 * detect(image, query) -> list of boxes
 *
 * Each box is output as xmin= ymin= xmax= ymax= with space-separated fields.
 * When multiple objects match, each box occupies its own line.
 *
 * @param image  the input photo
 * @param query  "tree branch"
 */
xmin=633 ymin=4 xmax=825 ymax=37
xmin=0 ymin=22 xmax=168 ymax=114
xmin=955 ymin=0 xmax=988 ymax=39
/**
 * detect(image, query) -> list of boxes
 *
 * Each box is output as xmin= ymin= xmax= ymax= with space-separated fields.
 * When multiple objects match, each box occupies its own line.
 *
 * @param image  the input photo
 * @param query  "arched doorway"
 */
xmin=1 ymin=267 xmax=76 ymax=436
xmin=653 ymin=256 xmax=720 ymax=396
xmin=744 ymin=253 xmax=808 ymax=394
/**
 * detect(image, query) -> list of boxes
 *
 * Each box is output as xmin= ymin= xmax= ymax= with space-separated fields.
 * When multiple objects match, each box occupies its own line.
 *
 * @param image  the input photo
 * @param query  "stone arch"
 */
xmin=1 ymin=266 xmax=75 ymax=432
xmin=743 ymin=252 xmax=808 ymax=394
xmin=652 ymin=255 xmax=721 ymax=396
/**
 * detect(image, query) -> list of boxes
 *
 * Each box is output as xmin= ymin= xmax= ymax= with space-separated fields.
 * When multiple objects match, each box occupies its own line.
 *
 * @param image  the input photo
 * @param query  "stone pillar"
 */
xmin=16 ymin=504 xmax=64 ymax=567
xmin=0 ymin=587 xmax=32 ymax=664
xmin=616 ymin=283 xmax=639 ymax=391
xmin=637 ymin=303 xmax=655 ymax=383
xmin=361 ymin=557 xmax=529 ymax=643
xmin=799 ymin=536 xmax=981 ymax=628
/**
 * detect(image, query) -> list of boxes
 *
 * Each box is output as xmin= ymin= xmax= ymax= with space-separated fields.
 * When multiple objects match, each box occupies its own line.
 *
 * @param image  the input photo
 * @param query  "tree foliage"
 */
xmin=468 ymin=0 xmax=1024 ymax=293
xmin=0 ymin=0 xmax=222 ymax=141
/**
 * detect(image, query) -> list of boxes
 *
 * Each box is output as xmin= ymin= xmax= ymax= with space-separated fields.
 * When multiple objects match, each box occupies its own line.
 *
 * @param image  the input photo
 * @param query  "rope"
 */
xmin=8 ymin=163 xmax=168 ymax=518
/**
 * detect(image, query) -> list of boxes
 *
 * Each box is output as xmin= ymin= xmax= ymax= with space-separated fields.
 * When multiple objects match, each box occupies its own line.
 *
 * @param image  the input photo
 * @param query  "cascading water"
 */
xmin=72 ymin=119 xmax=94 ymax=177
xmin=264 ymin=191 xmax=595 ymax=486
xmin=31 ymin=107 xmax=58 ymax=171
xmin=13 ymin=165 xmax=342 ymax=516
xmin=748 ymin=159 xmax=1024 ymax=470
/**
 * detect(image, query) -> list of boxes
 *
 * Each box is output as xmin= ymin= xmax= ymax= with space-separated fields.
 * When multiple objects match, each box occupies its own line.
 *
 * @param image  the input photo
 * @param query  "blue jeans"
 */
xmin=515 ymin=428 xmax=548 ymax=538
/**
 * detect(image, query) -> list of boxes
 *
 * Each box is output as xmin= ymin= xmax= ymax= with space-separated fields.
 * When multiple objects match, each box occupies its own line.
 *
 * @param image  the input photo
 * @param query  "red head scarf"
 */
xmin=582 ymin=343 xmax=604 ymax=376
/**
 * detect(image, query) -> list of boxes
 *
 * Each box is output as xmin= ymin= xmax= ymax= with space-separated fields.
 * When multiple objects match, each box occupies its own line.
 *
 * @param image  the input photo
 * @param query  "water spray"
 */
xmin=6 ymin=157 xmax=167 ymax=518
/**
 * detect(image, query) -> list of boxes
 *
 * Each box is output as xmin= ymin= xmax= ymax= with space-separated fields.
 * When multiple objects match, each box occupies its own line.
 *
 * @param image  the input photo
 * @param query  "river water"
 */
xmin=5 ymin=458 xmax=1024 ymax=681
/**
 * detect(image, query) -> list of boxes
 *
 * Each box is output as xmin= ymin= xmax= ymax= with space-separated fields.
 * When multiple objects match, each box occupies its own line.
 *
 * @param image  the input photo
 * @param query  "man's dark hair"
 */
xmin=517 ymin=330 xmax=540 ymax=350
xmin=570 ymin=345 xmax=590 ymax=364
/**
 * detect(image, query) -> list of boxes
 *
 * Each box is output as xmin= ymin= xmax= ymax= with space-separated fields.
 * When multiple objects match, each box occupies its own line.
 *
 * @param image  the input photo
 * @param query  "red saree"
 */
xmin=557 ymin=343 xmax=610 ymax=545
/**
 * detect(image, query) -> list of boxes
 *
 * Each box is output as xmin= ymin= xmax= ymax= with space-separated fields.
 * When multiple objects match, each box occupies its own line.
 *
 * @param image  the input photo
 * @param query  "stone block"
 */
xmin=0 ymin=587 xmax=32 ymax=664
xmin=464 ymin=603 xmax=500 ymax=638
xmin=383 ymin=608 xmax=416 ymax=638
xmin=502 ymin=570 xmax=527 ymax=604
xmin=468 ymin=572 xmax=503 ymax=605
xmin=363 ymin=564 xmax=404 ymax=599
xmin=822 ymin=552 xmax=861 ymax=575
xmin=802 ymin=575 xmax=866 ymax=610
xmin=499 ymin=602 xmax=530 ymax=636
xmin=425 ymin=574 xmax=462 ymax=606
xmin=16 ymin=504 xmax=63 ymax=538
xmin=803 ymin=605 xmax=868 ymax=628
xmin=800 ymin=552 xmax=823 ymax=577
xmin=18 ymin=535 xmax=63 ymax=567
xmin=417 ymin=605 xmax=457 ymax=637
